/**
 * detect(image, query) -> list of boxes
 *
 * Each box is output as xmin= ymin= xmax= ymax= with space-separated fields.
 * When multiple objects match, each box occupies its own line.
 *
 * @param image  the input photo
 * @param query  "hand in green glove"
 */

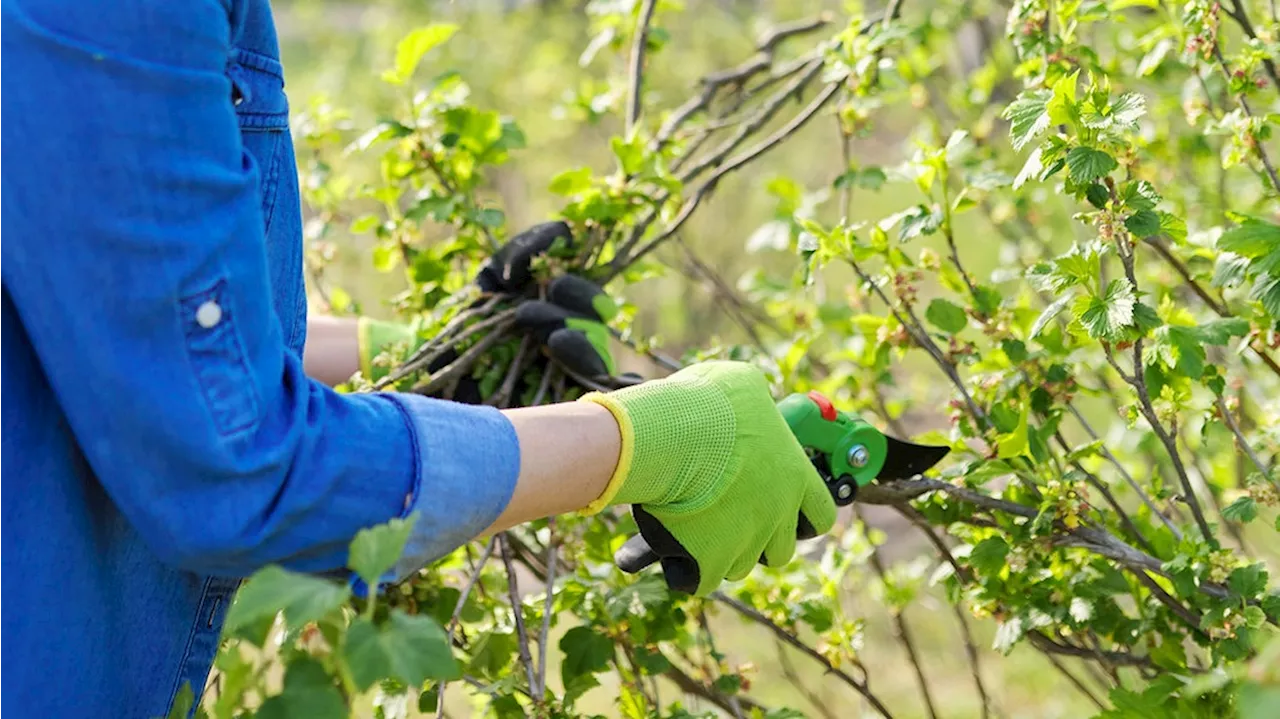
xmin=579 ymin=361 xmax=838 ymax=596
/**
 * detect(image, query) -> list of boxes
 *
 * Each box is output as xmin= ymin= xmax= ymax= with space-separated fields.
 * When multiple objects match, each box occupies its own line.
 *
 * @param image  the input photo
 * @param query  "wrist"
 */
xmin=577 ymin=391 xmax=636 ymax=513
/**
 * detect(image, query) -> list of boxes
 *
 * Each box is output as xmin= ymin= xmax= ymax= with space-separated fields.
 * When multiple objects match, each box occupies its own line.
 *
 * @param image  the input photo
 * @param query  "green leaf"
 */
xmin=611 ymin=135 xmax=646 ymax=176
xmin=1222 ymin=496 xmax=1259 ymax=523
xmin=899 ymin=204 xmax=943 ymax=241
xmin=560 ymin=626 xmax=614 ymax=702
xmin=996 ymin=404 xmax=1030 ymax=459
xmin=348 ymin=512 xmax=418 ymax=589
xmin=1031 ymin=292 xmax=1075 ymax=338
xmin=969 ymin=536 xmax=1010 ymax=574
xmin=344 ymin=611 xmax=461 ymax=692
xmin=1219 ymin=217 xmax=1280 ymax=258
xmin=257 ymin=658 xmax=345 ymax=719
xmin=224 ymin=566 xmax=351 ymax=635
xmin=1075 ymin=279 xmax=1135 ymax=341
xmin=1003 ymin=90 xmax=1053 ymax=151
xmin=1214 ymin=253 xmax=1252 ymax=288
xmin=1125 ymin=210 xmax=1161 ymax=238
xmin=549 ymin=167 xmax=593 ymax=196
xmin=385 ymin=25 xmax=458 ymax=85
xmin=1065 ymin=147 xmax=1118 ymax=183
xmin=1228 ymin=563 xmax=1269 ymax=598
xmin=926 ymin=298 xmax=968 ymax=333
xmin=834 ymin=166 xmax=887 ymax=191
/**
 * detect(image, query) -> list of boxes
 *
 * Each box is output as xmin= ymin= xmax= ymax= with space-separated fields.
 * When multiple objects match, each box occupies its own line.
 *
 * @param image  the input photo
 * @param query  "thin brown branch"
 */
xmin=712 ymin=592 xmax=897 ymax=718
xmin=1216 ymin=394 xmax=1277 ymax=488
xmin=487 ymin=335 xmax=534 ymax=408
xmin=856 ymin=509 xmax=939 ymax=719
xmin=1040 ymin=651 xmax=1107 ymax=711
xmin=412 ymin=321 xmax=517 ymax=396
xmin=499 ymin=534 xmax=539 ymax=700
xmin=375 ymin=296 xmax=506 ymax=388
xmin=437 ymin=537 xmax=498 ymax=718
xmin=1028 ymin=631 xmax=1152 ymax=668
xmin=660 ymin=654 xmax=766 ymax=716
xmin=625 ymin=0 xmax=658 ymax=137
xmin=536 ymin=519 xmax=558 ymax=698
xmin=616 ymin=79 xmax=842 ymax=274
xmin=1212 ymin=46 xmax=1280 ymax=195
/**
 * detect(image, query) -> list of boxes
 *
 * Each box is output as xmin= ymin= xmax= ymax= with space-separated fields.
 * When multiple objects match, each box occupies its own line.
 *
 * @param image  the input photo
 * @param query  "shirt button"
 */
xmin=195 ymin=300 xmax=223 ymax=328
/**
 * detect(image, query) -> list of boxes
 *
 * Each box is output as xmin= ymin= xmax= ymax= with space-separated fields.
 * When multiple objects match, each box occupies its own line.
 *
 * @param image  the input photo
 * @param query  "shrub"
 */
xmin=189 ymin=1 xmax=1278 ymax=717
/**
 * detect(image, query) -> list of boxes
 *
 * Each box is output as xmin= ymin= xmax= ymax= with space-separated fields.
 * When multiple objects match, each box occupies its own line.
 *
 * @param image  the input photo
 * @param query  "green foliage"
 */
xmin=204 ymin=0 xmax=1280 ymax=716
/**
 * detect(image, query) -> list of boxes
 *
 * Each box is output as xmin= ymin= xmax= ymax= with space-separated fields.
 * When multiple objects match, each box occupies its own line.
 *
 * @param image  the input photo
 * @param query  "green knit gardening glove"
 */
xmin=357 ymin=317 xmax=419 ymax=384
xmin=578 ymin=361 xmax=839 ymax=596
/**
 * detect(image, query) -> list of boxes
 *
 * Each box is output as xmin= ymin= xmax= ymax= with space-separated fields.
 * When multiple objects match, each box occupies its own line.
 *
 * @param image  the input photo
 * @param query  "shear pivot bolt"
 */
xmin=837 ymin=484 xmax=854 ymax=500
xmin=848 ymin=445 xmax=870 ymax=468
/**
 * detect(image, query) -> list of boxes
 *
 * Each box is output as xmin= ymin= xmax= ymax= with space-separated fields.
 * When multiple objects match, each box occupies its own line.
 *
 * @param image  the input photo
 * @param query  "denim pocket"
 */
xmin=180 ymin=279 xmax=260 ymax=437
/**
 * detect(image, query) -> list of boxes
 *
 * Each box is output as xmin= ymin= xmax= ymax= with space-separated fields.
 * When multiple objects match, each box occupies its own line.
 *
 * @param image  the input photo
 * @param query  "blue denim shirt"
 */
xmin=0 ymin=1 xmax=521 ymax=716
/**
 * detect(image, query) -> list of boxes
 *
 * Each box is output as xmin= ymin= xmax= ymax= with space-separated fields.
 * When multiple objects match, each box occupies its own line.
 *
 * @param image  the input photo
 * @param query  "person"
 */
xmin=0 ymin=0 xmax=838 ymax=716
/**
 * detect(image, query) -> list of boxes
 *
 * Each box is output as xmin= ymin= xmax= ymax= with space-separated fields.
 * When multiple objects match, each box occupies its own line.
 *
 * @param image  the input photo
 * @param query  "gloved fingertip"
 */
xmin=547 ymin=329 xmax=610 ymax=378
xmin=800 ymin=478 xmax=839 ymax=536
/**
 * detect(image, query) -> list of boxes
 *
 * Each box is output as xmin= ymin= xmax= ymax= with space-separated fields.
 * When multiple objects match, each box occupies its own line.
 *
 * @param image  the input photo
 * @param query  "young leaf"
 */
xmin=1065 ymin=147 xmax=1118 ymax=183
xmin=1218 ymin=216 xmax=1280 ymax=258
xmin=969 ymin=536 xmax=1010 ymax=574
xmin=348 ymin=512 xmax=418 ymax=589
xmin=1075 ymin=279 xmax=1136 ymax=341
xmin=926 ymin=298 xmax=968 ymax=333
xmin=223 ymin=566 xmax=351 ymax=635
xmin=1125 ymin=210 xmax=1161 ymax=238
xmin=386 ymin=25 xmax=459 ymax=85
xmin=1222 ymin=496 xmax=1258 ymax=523
xmin=1031 ymin=292 xmax=1075 ymax=338
xmin=1003 ymin=90 xmax=1053 ymax=150
xmin=560 ymin=626 xmax=614 ymax=703
xmin=257 ymin=658 xmax=346 ymax=719
xmin=344 ymin=611 xmax=461 ymax=692
xmin=996 ymin=404 xmax=1030 ymax=458
xmin=1228 ymin=563 xmax=1269 ymax=598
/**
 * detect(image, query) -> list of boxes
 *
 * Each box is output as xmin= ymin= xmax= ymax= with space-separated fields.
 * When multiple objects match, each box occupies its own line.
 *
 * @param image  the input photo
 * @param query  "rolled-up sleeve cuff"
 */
xmin=383 ymin=394 xmax=520 ymax=584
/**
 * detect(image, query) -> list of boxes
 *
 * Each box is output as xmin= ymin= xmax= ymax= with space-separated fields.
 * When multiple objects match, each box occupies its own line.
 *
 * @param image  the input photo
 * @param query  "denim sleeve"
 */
xmin=0 ymin=0 xmax=519 ymax=579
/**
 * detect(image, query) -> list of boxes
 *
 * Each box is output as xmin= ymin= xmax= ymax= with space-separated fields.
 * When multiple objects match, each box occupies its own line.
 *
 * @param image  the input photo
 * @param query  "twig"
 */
xmin=1222 ymin=0 xmax=1280 ymax=91
xmin=412 ymin=321 xmax=516 ymax=396
xmin=617 ymin=80 xmax=843 ymax=273
xmin=487 ymin=335 xmax=535 ymax=408
xmin=1212 ymin=46 xmax=1280 ymax=195
xmin=499 ymin=534 xmax=539 ymax=700
xmin=1106 ymin=186 xmax=1216 ymax=542
xmin=437 ymin=537 xmax=497 ymax=719
xmin=653 ymin=15 xmax=834 ymax=149
xmin=1028 ymin=631 xmax=1151 ymax=668
xmin=1216 ymin=394 xmax=1277 ymax=487
xmin=660 ymin=655 xmax=767 ymax=716
xmin=625 ymin=0 xmax=658 ymax=136
xmin=537 ymin=519 xmax=558 ymax=698
xmin=712 ymin=592 xmax=897 ymax=718
xmin=776 ymin=639 xmax=837 ymax=719
xmin=856 ymin=508 xmax=939 ymax=719
xmin=1040 ymin=651 xmax=1107 ymax=711
xmin=375 ymin=296 xmax=505 ymax=388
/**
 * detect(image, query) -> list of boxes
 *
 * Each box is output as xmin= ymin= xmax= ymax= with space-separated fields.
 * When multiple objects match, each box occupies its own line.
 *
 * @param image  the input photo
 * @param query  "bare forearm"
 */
xmin=303 ymin=315 xmax=362 ymax=387
xmin=483 ymin=402 xmax=621 ymax=534
xmin=302 ymin=314 xmax=622 ymax=531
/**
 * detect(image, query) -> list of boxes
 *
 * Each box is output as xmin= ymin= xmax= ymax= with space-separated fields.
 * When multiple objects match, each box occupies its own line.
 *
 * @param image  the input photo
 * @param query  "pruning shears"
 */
xmin=614 ymin=390 xmax=951 ymax=574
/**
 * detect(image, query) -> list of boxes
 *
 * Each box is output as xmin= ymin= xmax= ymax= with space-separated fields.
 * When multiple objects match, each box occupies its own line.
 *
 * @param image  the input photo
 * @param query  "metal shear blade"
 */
xmin=877 ymin=435 xmax=951 ymax=481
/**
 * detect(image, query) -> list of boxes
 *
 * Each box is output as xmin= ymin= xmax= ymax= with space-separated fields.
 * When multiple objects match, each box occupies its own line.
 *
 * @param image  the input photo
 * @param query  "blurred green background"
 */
xmin=274 ymin=1 xmax=1108 ymax=716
